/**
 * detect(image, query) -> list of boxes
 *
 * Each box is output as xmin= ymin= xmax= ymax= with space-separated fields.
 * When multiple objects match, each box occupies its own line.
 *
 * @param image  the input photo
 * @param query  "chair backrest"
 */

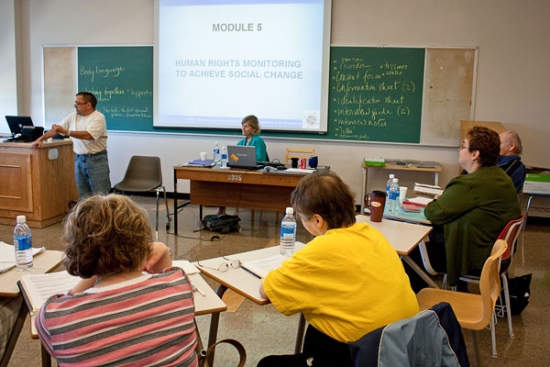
xmin=497 ymin=215 xmax=525 ymax=264
xmin=285 ymin=148 xmax=315 ymax=165
xmin=479 ymin=239 xmax=507 ymax=324
xmin=120 ymin=156 xmax=163 ymax=190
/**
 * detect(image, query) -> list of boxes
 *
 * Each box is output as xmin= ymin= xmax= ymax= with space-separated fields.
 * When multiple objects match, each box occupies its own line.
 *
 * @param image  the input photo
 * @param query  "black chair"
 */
xmin=113 ymin=156 xmax=171 ymax=240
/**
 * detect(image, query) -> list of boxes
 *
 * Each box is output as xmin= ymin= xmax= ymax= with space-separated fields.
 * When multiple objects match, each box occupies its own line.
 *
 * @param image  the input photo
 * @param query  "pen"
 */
xmin=241 ymin=265 xmax=261 ymax=279
xmin=193 ymin=285 xmax=206 ymax=297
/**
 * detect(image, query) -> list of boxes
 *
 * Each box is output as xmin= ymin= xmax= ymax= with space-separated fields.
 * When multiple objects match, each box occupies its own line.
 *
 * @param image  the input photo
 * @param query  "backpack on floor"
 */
xmin=202 ymin=214 xmax=241 ymax=234
xmin=497 ymin=273 xmax=532 ymax=316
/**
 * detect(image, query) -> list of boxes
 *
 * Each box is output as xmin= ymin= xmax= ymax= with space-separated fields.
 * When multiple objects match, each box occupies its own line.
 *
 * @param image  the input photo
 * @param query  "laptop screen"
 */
xmin=227 ymin=145 xmax=257 ymax=168
xmin=5 ymin=116 xmax=34 ymax=138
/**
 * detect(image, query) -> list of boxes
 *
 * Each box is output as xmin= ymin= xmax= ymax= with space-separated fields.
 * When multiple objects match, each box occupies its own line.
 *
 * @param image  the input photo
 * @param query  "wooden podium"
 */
xmin=0 ymin=140 xmax=78 ymax=228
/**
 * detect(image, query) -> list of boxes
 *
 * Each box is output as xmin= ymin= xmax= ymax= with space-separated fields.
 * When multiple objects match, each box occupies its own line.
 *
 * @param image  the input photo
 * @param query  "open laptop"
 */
xmin=227 ymin=145 xmax=261 ymax=169
xmin=5 ymin=116 xmax=34 ymax=139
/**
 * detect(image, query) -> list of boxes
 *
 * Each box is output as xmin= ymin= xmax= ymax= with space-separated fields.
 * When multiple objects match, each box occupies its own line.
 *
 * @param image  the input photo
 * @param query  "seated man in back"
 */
xmin=498 ymin=130 xmax=527 ymax=192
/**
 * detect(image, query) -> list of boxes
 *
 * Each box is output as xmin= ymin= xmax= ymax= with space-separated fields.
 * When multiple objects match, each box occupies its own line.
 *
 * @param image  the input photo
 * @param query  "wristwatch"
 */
xmin=67 ymin=130 xmax=71 ymax=137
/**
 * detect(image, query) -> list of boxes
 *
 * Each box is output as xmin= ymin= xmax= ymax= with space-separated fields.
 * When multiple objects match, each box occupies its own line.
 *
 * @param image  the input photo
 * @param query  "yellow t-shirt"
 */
xmin=263 ymin=222 xmax=419 ymax=343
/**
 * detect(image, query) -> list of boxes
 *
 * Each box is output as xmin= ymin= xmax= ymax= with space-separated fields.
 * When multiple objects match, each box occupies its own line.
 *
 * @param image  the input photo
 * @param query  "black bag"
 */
xmin=202 ymin=214 xmax=241 ymax=234
xmin=497 ymin=273 xmax=532 ymax=316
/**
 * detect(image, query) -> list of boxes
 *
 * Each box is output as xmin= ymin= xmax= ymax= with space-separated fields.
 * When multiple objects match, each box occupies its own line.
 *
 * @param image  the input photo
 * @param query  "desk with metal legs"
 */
xmin=197 ymin=218 xmax=437 ymax=356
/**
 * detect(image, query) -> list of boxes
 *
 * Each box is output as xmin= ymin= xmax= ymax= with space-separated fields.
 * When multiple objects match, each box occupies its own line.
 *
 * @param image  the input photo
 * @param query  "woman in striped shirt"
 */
xmin=36 ymin=194 xmax=198 ymax=367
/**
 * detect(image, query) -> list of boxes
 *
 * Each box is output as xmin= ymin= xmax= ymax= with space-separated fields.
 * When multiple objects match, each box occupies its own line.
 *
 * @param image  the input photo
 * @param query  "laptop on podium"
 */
xmin=5 ymin=116 xmax=34 ymax=139
xmin=227 ymin=145 xmax=261 ymax=169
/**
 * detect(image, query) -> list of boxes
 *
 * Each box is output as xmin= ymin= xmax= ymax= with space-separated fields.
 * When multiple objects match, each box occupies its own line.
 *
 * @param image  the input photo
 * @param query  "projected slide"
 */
xmin=156 ymin=0 xmax=329 ymax=132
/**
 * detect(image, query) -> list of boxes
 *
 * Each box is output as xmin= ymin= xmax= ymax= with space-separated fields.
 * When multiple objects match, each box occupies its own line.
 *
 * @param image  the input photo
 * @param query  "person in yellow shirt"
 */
xmin=258 ymin=172 xmax=419 ymax=367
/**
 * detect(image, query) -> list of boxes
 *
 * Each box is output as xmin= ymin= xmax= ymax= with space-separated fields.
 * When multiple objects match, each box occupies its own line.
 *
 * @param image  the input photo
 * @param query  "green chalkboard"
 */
xmin=77 ymin=46 xmax=153 ymax=131
xmin=327 ymin=47 xmax=425 ymax=143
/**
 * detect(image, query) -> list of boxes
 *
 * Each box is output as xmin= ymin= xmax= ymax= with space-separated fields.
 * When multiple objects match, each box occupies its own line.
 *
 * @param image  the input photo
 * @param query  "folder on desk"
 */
xmin=185 ymin=159 xmax=215 ymax=167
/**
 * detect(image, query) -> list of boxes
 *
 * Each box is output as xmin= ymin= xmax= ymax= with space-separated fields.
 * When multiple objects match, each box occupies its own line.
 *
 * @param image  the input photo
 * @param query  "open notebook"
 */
xmin=241 ymin=254 xmax=289 ymax=279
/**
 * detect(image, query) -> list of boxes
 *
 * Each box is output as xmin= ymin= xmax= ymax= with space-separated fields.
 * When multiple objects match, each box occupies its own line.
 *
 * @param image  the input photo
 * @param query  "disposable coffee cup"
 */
xmin=369 ymin=190 xmax=386 ymax=222
xmin=399 ymin=186 xmax=408 ymax=202
xmin=200 ymin=152 xmax=207 ymax=161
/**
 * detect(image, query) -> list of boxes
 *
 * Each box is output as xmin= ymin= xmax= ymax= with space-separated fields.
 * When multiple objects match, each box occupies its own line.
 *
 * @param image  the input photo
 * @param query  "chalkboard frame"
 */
xmin=43 ymin=45 xmax=477 ymax=147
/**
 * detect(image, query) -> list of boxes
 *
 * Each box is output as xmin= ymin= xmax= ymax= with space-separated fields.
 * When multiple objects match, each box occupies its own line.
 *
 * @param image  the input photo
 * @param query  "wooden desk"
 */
xmin=173 ymin=166 xmax=306 ymax=234
xmin=360 ymin=163 xmax=442 ymax=213
xmin=0 ymin=140 xmax=78 ymax=228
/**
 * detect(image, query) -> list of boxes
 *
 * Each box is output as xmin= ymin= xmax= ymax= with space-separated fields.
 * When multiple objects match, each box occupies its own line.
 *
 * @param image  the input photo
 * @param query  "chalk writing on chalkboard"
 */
xmin=328 ymin=47 xmax=425 ymax=143
xmin=77 ymin=46 xmax=153 ymax=131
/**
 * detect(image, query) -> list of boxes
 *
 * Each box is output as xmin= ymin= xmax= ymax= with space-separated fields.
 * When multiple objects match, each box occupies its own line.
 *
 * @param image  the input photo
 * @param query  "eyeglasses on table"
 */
xmin=196 ymin=256 xmax=242 ymax=272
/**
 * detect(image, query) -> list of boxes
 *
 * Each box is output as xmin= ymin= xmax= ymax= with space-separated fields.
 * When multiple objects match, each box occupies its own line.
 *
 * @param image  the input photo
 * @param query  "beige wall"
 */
xmin=2 ymin=0 xmax=549 ymax=203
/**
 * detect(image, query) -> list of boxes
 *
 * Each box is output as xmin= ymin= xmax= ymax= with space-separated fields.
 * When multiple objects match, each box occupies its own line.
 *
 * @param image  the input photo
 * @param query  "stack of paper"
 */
xmin=404 ymin=196 xmax=434 ymax=207
xmin=414 ymin=182 xmax=443 ymax=196
xmin=0 ymin=241 xmax=46 ymax=273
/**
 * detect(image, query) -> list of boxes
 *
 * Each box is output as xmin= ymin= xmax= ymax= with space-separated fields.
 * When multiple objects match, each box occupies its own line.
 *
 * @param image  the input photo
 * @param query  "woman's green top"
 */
xmin=424 ymin=165 xmax=521 ymax=285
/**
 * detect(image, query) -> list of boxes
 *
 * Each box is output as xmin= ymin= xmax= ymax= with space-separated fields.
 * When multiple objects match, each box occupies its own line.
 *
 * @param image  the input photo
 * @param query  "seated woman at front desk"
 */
xmin=217 ymin=115 xmax=267 ymax=215
xmin=422 ymin=126 xmax=521 ymax=289
xmin=237 ymin=115 xmax=267 ymax=162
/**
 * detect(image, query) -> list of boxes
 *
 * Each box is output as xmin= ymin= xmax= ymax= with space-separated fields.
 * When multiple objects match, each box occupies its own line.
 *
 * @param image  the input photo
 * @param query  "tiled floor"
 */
xmin=2 ymin=196 xmax=549 ymax=366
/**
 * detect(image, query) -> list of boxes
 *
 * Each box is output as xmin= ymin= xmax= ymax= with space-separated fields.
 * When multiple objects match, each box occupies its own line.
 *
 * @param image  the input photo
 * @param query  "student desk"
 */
xmin=173 ymin=166 xmax=307 ymax=234
xmin=355 ymin=215 xmax=436 ymax=288
xmin=195 ymin=243 xmax=307 ymax=355
xmin=24 ymin=272 xmax=226 ymax=367
xmin=360 ymin=162 xmax=442 ymax=213
xmin=0 ymin=250 xmax=64 ymax=367
xmin=196 ymin=218 xmax=436 ymax=355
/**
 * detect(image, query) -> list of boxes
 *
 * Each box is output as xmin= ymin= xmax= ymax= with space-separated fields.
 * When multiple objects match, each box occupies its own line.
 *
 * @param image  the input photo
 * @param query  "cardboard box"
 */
xmin=523 ymin=173 xmax=550 ymax=195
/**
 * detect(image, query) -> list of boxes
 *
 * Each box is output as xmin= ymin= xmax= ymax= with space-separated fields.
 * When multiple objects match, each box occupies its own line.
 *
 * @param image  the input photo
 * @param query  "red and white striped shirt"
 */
xmin=36 ymin=267 xmax=198 ymax=367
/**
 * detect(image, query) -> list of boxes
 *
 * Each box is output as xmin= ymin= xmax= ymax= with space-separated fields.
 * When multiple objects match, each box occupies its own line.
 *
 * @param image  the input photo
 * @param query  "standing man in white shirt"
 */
xmin=33 ymin=92 xmax=111 ymax=198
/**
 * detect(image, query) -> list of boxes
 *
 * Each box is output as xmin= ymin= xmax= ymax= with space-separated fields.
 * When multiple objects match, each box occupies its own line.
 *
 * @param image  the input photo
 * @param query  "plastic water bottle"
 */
xmin=213 ymin=142 xmax=220 ymax=164
xmin=388 ymin=178 xmax=400 ymax=214
xmin=280 ymin=207 xmax=297 ymax=257
xmin=14 ymin=215 xmax=33 ymax=270
xmin=386 ymin=173 xmax=395 ymax=197
xmin=220 ymin=146 xmax=228 ymax=168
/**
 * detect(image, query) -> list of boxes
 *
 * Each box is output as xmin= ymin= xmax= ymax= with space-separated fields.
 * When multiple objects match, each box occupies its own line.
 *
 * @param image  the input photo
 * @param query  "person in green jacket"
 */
xmin=424 ymin=126 xmax=521 ymax=288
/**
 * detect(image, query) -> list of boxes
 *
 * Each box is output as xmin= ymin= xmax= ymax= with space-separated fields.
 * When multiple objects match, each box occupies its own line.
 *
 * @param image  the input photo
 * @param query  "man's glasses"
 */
xmin=74 ymin=101 xmax=87 ymax=106
xmin=197 ymin=256 xmax=242 ymax=272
